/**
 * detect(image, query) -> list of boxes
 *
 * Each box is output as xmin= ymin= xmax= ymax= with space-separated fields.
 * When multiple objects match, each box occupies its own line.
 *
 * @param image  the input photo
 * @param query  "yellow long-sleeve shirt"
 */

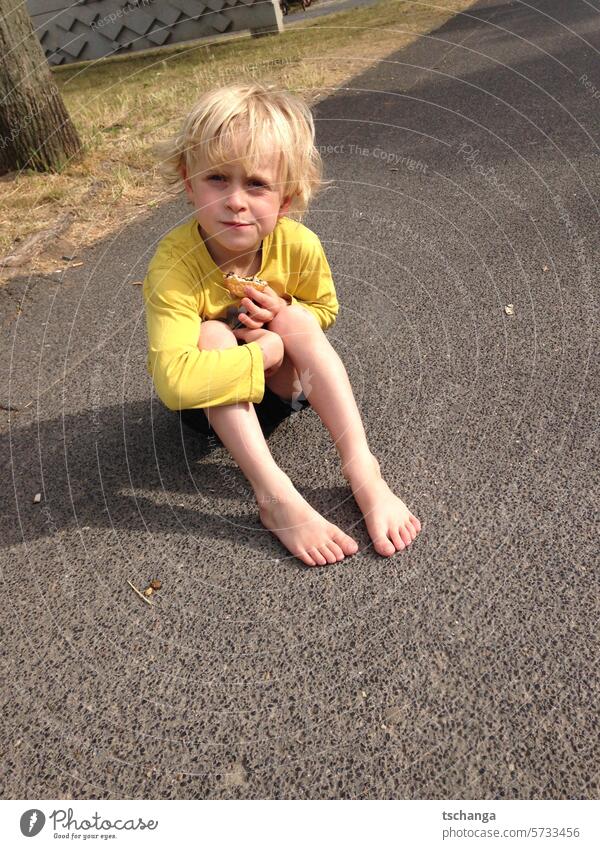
xmin=143 ymin=215 xmax=339 ymax=411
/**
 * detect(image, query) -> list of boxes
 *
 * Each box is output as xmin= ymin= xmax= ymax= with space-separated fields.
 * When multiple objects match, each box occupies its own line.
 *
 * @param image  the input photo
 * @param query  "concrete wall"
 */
xmin=27 ymin=0 xmax=283 ymax=65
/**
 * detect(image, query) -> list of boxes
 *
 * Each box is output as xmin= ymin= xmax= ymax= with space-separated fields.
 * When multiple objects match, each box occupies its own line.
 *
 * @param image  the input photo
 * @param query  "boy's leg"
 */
xmin=267 ymin=307 xmax=422 ymax=557
xmin=195 ymin=321 xmax=358 ymax=566
xmin=264 ymin=351 xmax=306 ymax=407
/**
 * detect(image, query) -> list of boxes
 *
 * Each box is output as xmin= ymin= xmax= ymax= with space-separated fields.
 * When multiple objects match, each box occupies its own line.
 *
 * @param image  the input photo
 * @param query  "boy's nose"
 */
xmin=225 ymin=189 xmax=247 ymax=211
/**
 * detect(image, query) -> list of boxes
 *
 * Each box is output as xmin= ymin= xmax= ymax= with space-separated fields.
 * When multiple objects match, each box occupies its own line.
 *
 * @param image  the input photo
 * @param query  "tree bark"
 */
xmin=0 ymin=0 xmax=81 ymax=173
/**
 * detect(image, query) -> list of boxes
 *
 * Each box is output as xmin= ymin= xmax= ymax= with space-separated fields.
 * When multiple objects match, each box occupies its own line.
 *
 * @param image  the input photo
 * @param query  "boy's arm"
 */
xmin=284 ymin=233 xmax=340 ymax=331
xmin=143 ymin=261 xmax=266 ymax=411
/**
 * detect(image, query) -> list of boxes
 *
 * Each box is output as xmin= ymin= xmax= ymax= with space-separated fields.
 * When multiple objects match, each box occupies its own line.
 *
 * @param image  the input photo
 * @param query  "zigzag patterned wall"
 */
xmin=27 ymin=0 xmax=282 ymax=65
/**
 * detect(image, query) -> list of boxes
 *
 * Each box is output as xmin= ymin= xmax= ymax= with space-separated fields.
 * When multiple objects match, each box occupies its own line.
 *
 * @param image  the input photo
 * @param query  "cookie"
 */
xmin=223 ymin=272 xmax=269 ymax=299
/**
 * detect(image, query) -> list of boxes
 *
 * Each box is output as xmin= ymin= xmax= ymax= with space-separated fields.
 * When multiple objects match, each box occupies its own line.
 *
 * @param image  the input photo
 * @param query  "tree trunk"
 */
xmin=0 ymin=0 xmax=81 ymax=174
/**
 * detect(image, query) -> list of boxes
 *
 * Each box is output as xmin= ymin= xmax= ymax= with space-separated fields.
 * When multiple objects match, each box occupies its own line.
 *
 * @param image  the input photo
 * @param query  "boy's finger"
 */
xmin=244 ymin=293 xmax=279 ymax=318
xmin=246 ymin=307 xmax=271 ymax=324
xmin=242 ymin=299 xmax=260 ymax=316
xmin=245 ymin=285 xmax=267 ymax=301
xmin=239 ymin=313 xmax=263 ymax=329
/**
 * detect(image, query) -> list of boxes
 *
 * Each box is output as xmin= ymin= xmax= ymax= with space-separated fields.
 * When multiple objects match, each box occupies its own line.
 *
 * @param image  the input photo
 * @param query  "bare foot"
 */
xmin=258 ymin=485 xmax=359 ymax=567
xmin=343 ymin=454 xmax=422 ymax=557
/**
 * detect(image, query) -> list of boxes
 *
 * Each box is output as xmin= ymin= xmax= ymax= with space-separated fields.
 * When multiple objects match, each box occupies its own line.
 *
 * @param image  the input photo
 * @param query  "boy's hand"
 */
xmin=237 ymin=284 xmax=288 ymax=329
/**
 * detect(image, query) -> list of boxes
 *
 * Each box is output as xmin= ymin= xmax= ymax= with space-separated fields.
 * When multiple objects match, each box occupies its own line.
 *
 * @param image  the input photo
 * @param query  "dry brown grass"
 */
xmin=0 ymin=0 xmax=477 ymax=280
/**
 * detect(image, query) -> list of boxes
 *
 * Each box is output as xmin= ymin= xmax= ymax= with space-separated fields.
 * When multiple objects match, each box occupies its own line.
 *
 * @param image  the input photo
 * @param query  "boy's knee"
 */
xmin=270 ymin=304 xmax=320 ymax=336
xmin=198 ymin=319 xmax=238 ymax=350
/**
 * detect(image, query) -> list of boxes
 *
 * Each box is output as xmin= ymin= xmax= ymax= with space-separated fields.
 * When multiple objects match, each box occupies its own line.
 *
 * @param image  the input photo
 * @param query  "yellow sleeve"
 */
xmin=286 ymin=233 xmax=340 ymax=331
xmin=143 ymin=261 xmax=265 ymax=411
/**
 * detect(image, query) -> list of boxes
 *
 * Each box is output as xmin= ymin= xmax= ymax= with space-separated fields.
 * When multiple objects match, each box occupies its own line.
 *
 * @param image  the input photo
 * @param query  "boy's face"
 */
xmin=183 ymin=152 xmax=292 ymax=269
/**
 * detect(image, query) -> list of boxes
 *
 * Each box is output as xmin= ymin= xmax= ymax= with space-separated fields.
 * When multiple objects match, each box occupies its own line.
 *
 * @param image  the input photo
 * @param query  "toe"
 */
xmin=325 ymin=542 xmax=345 ymax=562
xmin=410 ymin=515 xmax=421 ymax=533
xmin=307 ymin=547 xmax=327 ymax=566
xmin=300 ymin=550 xmax=317 ymax=567
xmin=399 ymin=524 xmax=413 ymax=547
xmin=334 ymin=531 xmax=358 ymax=555
xmin=373 ymin=533 xmax=396 ymax=557
xmin=389 ymin=527 xmax=405 ymax=551
xmin=319 ymin=545 xmax=338 ymax=565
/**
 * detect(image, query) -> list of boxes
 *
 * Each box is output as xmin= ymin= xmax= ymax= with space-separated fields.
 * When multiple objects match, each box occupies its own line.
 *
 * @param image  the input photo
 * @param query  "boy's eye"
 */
xmin=206 ymin=174 xmax=268 ymax=188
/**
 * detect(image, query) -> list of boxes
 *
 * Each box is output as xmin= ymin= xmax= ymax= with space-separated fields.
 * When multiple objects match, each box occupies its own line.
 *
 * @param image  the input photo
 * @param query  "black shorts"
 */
xmin=178 ymin=386 xmax=311 ymax=445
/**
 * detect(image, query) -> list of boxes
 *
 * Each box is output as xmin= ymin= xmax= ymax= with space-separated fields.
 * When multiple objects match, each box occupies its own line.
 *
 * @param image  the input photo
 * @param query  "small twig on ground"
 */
xmin=127 ymin=578 xmax=155 ymax=606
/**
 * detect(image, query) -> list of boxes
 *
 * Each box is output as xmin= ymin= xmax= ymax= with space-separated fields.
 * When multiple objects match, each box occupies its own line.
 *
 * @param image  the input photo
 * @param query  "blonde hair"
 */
xmin=155 ymin=82 xmax=330 ymax=218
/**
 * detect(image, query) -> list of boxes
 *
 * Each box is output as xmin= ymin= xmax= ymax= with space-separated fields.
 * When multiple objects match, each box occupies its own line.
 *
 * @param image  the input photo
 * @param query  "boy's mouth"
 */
xmin=221 ymin=221 xmax=253 ymax=228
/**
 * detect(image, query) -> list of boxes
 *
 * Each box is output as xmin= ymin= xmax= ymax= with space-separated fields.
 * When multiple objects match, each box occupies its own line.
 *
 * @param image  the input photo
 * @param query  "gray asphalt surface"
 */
xmin=1 ymin=0 xmax=599 ymax=801
xmin=283 ymin=0 xmax=383 ymax=24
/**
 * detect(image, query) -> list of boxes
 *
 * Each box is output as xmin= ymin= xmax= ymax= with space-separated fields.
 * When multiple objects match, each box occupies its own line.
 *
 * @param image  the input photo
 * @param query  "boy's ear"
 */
xmin=278 ymin=195 xmax=292 ymax=217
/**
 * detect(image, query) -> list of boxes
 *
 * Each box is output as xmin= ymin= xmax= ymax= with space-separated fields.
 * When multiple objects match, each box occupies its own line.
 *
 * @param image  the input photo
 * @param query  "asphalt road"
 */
xmin=283 ymin=0 xmax=383 ymax=24
xmin=1 ymin=0 xmax=599 ymax=801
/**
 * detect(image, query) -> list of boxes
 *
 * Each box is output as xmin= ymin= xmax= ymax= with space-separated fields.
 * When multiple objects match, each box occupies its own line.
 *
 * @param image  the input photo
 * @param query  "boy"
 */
xmin=144 ymin=82 xmax=421 ymax=567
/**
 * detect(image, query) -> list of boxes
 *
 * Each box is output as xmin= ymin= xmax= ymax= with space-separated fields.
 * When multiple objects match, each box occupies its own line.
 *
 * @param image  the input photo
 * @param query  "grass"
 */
xmin=0 ymin=0 xmax=477 ymax=276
